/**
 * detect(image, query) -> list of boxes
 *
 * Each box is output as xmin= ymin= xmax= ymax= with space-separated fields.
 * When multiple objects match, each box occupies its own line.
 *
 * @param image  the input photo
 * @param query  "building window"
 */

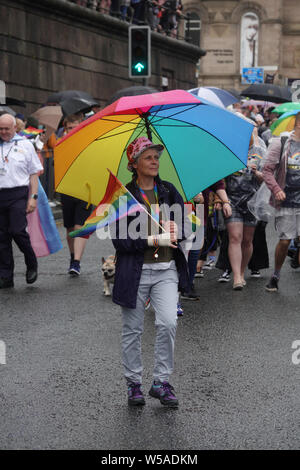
xmin=185 ymin=12 xmax=201 ymax=47
xmin=240 ymin=12 xmax=259 ymax=70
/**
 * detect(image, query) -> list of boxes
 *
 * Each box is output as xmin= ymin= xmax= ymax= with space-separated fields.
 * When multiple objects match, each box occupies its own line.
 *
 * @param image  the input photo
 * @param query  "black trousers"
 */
xmin=0 ymin=186 xmax=37 ymax=279
xmin=216 ymin=221 xmax=269 ymax=272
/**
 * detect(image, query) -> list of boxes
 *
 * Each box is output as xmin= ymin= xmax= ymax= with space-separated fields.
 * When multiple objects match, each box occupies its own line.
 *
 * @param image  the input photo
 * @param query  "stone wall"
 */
xmin=0 ymin=0 xmax=204 ymax=115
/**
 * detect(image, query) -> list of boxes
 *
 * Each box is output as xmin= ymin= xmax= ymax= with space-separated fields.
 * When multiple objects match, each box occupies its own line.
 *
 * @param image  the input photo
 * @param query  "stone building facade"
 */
xmin=181 ymin=0 xmax=300 ymax=90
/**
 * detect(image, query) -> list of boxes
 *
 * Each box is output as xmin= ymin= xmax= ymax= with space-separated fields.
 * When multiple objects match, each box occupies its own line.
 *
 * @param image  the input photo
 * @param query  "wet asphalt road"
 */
xmin=0 ymin=221 xmax=300 ymax=450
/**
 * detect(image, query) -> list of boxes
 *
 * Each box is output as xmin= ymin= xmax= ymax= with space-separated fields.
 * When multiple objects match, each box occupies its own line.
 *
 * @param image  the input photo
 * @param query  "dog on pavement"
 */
xmin=101 ymin=255 xmax=116 ymax=296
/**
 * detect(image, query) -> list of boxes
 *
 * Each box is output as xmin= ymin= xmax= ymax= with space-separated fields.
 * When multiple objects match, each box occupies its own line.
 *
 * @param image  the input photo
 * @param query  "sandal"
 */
xmin=233 ymin=283 xmax=243 ymax=291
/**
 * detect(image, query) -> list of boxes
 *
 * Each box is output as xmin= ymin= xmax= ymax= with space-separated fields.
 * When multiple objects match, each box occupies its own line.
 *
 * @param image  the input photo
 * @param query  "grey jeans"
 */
xmin=121 ymin=266 xmax=179 ymax=384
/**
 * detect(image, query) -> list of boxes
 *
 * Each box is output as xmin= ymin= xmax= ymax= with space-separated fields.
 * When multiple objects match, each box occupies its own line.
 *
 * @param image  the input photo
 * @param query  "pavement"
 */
xmin=1 ymin=221 xmax=300 ymax=450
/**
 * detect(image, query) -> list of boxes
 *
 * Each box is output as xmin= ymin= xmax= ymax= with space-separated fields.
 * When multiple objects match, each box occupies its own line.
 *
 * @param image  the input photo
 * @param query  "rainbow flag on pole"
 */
xmin=19 ymin=126 xmax=44 ymax=139
xmin=70 ymin=170 xmax=144 ymax=238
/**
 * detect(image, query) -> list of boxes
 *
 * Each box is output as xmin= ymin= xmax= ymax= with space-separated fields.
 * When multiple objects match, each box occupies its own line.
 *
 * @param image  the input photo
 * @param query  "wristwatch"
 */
xmin=31 ymin=194 xmax=38 ymax=200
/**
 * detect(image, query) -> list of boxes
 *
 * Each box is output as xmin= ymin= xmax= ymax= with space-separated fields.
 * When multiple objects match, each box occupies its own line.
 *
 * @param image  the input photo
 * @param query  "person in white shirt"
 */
xmin=0 ymin=113 xmax=43 ymax=288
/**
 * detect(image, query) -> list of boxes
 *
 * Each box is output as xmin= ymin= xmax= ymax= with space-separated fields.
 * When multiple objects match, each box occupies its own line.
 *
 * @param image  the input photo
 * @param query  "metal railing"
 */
xmin=67 ymin=0 xmax=192 ymax=42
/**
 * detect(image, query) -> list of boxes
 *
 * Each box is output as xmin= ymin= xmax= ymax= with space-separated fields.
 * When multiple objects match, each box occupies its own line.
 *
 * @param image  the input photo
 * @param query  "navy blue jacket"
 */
xmin=112 ymin=176 xmax=189 ymax=309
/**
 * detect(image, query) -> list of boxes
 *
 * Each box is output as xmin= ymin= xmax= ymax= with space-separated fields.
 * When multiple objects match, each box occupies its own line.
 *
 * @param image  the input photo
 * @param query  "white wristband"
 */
xmin=147 ymin=233 xmax=171 ymax=247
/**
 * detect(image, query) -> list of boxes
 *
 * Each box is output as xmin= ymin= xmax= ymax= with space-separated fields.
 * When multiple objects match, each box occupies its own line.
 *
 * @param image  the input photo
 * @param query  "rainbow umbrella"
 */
xmin=54 ymin=90 xmax=253 ymax=205
xmin=272 ymin=102 xmax=300 ymax=116
xmin=271 ymin=110 xmax=299 ymax=136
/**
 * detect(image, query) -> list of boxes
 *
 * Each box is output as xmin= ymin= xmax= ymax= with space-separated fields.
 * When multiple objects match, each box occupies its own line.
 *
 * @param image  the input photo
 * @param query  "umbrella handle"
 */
xmin=143 ymin=113 xmax=152 ymax=141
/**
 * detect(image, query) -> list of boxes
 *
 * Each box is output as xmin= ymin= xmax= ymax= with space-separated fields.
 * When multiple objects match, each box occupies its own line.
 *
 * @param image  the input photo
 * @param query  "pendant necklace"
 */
xmin=137 ymin=181 xmax=160 ymax=259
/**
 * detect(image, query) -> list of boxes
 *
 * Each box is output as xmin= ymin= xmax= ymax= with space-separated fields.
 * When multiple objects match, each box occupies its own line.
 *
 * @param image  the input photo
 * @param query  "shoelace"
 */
xmin=161 ymin=383 xmax=175 ymax=397
xmin=129 ymin=383 xmax=142 ymax=396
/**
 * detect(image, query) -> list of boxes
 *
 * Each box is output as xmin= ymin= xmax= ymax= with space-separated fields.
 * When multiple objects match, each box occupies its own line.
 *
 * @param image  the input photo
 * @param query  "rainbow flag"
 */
xmin=70 ymin=171 xmax=144 ymax=238
xmin=19 ymin=126 xmax=43 ymax=139
xmin=27 ymin=181 xmax=63 ymax=257
xmin=188 ymin=212 xmax=201 ymax=232
xmin=185 ymin=203 xmax=201 ymax=232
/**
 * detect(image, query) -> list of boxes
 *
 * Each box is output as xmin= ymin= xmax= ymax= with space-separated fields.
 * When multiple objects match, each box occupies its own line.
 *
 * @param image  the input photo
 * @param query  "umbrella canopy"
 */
xmin=0 ymin=105 xmax=16 ymax=116
xmin=241 ymin=99 xmax=276 ymax=109
xmin=106 ymin=85 xmax=159 ymax=106
xmin=60 ymin=97 xmax=100 ymax=117
xmin=242 ymin=84 xmax=292 ymax=103
xmin=270 ymin=110 xmax=299 ymax=136
xmin=5 ymin=97 xmax=26 ymax=107
xmin=31 ymin=106 xmax=63 ymax=141
xmin=188 ymin=87 xmax=239 ymax=108
xmin=273 ymin=102 xmax=300 ymax=115
xmin=54 ymin=90 xmax=253 ymax=206
xmin=46 ymin=90 xmax=97 ymax=105
xmin=225 ymin=88 xmax=241 ymax=101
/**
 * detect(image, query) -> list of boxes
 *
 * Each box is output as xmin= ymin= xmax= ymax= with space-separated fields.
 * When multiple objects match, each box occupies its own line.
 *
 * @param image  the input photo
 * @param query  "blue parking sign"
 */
xmin=242 ymin=67 xmax=264 ymax=84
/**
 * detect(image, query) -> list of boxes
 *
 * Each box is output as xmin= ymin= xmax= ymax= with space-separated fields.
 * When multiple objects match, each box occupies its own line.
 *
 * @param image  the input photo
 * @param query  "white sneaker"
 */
xmin=250 ymin=270 xmax=261 ymax=278
xmin=218 ymin=270 xmax=231 ymax=282
xmin=203 ymin=259 xmax=215 ymax=270
xmin=194 ymin=269 xmax=204 ymax=278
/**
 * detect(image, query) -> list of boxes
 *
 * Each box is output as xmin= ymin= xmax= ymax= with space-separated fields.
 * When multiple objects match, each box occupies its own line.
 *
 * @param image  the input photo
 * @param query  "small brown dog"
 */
xmin=101 ymin=255 xmax=116 ymax=296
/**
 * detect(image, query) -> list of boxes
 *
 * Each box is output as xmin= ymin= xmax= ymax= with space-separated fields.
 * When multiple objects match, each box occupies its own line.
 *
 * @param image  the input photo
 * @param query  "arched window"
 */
xmin=240 ymin=12 xmax=259 ymax=70
xmin=185 ymin=12 xmax=201 ymax=47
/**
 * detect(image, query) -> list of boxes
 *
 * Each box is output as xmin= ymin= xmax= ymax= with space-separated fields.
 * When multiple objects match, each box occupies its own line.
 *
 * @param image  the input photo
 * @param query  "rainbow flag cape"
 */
xmin=19 ymin=126 xmax=43 ymax=139
xmin=27 ymin=181 xmax=63 ymax=257
xmin=70 ymin=170 xmax=146 ymax=238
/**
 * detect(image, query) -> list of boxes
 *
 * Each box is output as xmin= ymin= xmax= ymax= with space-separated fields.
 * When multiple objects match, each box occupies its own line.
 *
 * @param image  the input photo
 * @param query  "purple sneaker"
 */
xmin=149 ymin=381 xmax=178 ymax=407
xmin=127 ymin=382 xmax=145 ymax=406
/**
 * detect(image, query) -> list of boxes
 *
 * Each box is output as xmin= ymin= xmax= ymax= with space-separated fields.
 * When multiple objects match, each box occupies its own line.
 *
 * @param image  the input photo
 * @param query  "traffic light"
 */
xmin=129 ymin=25 xmax=151 ymax=78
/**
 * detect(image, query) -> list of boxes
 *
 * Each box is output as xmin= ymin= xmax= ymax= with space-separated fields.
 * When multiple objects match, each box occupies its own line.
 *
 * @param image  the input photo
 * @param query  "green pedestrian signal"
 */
xmin=134 ymin=63 xmax=145 ymax=73
xmin=129 ymin=26 xmax=151 ymax=78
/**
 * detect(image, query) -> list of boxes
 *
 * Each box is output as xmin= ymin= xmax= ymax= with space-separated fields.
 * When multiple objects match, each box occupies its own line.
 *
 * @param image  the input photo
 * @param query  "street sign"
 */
xmin=128 ymin=25 xmax=151 ymax=79
xmin=241 ymin=67 xmax=264 ymax=84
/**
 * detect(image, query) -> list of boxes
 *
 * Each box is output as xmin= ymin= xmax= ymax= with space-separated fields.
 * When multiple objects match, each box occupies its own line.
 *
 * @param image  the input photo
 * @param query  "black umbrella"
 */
xmin=5 ymin=97 xmax=26 ymax=107
xmin=60 ymin=97 xmax=100 ymax=117
xmin=46 ymin=90 xmax=97 ymax=105
xmin=241 ymin=84 xmax=292 ymax=103
xmin=106 ymin=85 xmax=159 ymax=106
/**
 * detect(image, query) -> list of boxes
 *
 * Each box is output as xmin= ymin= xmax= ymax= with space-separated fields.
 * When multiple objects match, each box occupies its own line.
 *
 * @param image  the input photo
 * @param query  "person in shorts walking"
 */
xmin=263 ymin=113 xmax=300 ymax=291
xmin=59 ymin=114 xmax=93 ymax=276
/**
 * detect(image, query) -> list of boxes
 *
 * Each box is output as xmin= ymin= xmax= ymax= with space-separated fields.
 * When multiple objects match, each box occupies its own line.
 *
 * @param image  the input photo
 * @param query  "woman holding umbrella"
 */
xmin=111 ymin=136 xmax=189 ymax=408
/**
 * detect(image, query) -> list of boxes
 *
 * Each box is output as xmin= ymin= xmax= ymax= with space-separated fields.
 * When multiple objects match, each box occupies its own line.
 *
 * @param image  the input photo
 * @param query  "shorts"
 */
xmin=275 ymin=212 xmax=300 ymax=240
xmin=225 ymin=205 xmax=257 ymax=227
xmin=61 ymin=194 xmax=93 ymax=228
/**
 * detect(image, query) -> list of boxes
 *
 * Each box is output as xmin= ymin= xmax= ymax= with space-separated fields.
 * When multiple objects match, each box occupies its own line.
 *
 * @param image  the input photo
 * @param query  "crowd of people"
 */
xmin=69 ymin=0 xmax=184 ymax=36
xmin=1 ymin=92 xmax=300 ymax=408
